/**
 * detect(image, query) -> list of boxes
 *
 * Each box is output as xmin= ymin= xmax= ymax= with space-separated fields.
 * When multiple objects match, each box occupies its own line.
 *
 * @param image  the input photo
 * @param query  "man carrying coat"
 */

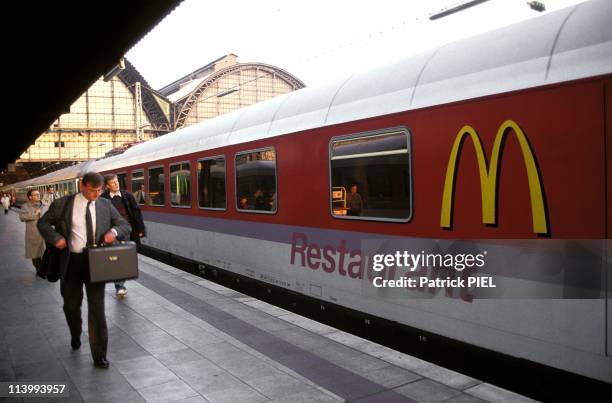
xmin=101 ymin=174 xmax=146 ymax=297
xmin=38 ymin=172 xmax=130 ymax=368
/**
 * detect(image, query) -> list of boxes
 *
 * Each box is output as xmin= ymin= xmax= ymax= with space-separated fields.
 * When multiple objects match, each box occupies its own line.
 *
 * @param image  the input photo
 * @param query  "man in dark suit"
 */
xmin=101 ymin=174 xmax=146 ymax=297
xmin=38 ymin=172 xmax=131 ymax=368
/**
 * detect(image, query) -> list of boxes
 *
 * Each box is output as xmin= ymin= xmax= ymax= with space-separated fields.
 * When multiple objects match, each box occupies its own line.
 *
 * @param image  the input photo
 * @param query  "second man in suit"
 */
xmin=101 ymin=174 xmax=146 ymax=296
xmin=38 ymin=172 xmax=131 ymax=368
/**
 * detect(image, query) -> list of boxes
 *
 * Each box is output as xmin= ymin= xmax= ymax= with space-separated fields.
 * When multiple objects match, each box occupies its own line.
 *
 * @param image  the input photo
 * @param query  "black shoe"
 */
xmin=70 ymin=338 xmax=81 ymax=350
xmin=94 ymin=356 xmax=109 ymax=369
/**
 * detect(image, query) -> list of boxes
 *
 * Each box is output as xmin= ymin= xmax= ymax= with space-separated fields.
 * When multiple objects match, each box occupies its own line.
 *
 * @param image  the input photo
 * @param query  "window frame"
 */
xmin=197 ymin=155 xmax=227 ymax=211
xmin=147 ymin=165 xmax=166 ymax=207
xmin=130 ymin=169 xmax=145 ymax=205
xmin=169 ymin=160 xmax=192 ymax=209
xmin=234 ymin=147 xmax=278 ymax=215
xmin=328 ymin=126 xmax=413 ymax=223
xmin=115 ymin=171 xmax=128 ymax=192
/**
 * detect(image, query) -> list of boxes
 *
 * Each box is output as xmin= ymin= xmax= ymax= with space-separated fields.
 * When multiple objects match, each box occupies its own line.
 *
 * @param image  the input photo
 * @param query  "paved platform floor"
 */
xmin=0 ymin=210 xmax=535 ymax=402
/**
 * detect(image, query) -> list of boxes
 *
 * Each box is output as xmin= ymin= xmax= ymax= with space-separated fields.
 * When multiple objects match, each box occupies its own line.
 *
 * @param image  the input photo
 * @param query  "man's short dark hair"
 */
xmin=81 ymin=172 xmax=104 ymax=187
xmin=27 ymin=189 xmax=39 ymax=198
xmin=104 ymin=174 xmax=118 ymax=185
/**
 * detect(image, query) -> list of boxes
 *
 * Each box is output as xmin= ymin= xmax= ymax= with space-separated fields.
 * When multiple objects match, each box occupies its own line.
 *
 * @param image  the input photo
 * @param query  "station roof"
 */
xmin=2 ymin=0 xmax=181 ymax=170
xmin=118 ymin=59 xmax=172 ymax=129
xmin=166 ymin=75 xmax=210 ymax=103
xmin=158 ymin=54 xmax=238 ymax=97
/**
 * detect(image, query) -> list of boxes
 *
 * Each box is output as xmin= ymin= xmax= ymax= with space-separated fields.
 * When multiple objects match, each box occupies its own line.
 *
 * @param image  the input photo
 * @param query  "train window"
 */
xmin=170 ymin=162 xmax=191 ymax=208
xmin=329 ymin=128 xmax=412 ymax=222
xmin=148 ymin=166 xmax=165 ymax=206
xmin=116 ymin=173 xmax=127 ymax=191
xmin=235 ymin=148 xmax=277 ymax=213
xmin=131 ymin=170 xmax=145 ymax=205
xmin=67 ymin=181 xmax=75 ymax=195
xmin=198 ymin=156 xmax=226 ymax=210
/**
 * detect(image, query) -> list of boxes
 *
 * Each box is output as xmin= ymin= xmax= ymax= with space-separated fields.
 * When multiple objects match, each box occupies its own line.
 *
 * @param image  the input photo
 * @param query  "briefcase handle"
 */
xmin=91 ymin=240 xmax=129 ymax=248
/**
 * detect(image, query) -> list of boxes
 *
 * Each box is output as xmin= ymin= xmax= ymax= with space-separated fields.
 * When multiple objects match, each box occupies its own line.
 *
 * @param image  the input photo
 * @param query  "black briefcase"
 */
xmin=87 ymin=241 xmax=138 ymax=283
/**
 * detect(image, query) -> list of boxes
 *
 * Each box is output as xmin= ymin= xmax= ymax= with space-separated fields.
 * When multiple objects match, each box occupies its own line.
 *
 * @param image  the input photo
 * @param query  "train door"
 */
xmin=606 ymin=82 xmax=611 ymax=356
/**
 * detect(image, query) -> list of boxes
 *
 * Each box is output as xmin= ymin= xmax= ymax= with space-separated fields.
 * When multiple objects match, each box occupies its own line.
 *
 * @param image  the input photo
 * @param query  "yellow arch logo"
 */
xmin=440 ymin=120 xmax=548 ymax=234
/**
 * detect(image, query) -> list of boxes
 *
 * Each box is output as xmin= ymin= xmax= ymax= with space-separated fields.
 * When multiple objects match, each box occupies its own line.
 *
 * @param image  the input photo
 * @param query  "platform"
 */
xmin=0 ymin=210 xmax=534 ymax=402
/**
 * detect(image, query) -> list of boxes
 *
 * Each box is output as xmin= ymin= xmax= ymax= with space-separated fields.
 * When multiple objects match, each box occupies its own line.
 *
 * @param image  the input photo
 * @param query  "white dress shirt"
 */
xmin=70 ymin=193 xmax=96 ymax=253
xmin=110 ymin=191 xmax=122 ymax=198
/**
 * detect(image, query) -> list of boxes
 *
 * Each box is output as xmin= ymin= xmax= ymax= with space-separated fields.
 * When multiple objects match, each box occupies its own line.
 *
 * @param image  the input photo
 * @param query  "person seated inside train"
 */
xmin=254 ymin=189 xmax=266 ymax=210
xmin=238 ymin=196 xmax=249 ymax=210
xmin=346 ymin=184 xmax=362 ymax=216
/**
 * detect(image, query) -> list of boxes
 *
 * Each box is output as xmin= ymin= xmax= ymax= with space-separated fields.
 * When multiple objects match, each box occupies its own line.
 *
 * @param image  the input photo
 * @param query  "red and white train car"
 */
xmin=9 ymin=0 xmax=612 ymax=383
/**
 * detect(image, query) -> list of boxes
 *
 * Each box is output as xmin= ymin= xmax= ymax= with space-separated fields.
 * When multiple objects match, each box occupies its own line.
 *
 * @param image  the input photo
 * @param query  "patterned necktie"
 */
xmin=85 ymin=201 xmax=94 ymax=247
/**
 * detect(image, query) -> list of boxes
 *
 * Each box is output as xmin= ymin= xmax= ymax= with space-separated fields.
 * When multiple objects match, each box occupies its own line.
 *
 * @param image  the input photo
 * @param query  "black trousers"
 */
xmin=61 ymin=252 xmax=107 ymax=360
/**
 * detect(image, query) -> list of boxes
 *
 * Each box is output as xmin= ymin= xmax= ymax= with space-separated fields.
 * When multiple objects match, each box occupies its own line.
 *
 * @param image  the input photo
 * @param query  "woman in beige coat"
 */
xmin=19 ymin=189 xmax=46 ymax=276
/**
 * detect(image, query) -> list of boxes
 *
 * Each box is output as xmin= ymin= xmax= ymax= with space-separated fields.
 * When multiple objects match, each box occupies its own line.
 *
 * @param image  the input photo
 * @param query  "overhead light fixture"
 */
xmin=216 ymin=86 xmax=239 ymax=97
xmin=430 ymin=0 xmax=491 ymax=20
xmin=527 ymin=1 xmax=545 ymax=12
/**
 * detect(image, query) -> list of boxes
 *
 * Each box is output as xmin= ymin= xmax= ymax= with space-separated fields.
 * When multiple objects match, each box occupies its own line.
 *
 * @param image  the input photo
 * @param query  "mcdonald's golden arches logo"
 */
xmin=440 ymin=120 xmax=548 ymax=234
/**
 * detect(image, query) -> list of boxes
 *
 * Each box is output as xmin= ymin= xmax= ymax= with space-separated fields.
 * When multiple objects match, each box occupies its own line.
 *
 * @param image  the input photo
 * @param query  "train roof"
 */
xmin=5 ymin=161 xmax=96 ymax=190
xmin=7 ymin=0 xmax=611 ymax=190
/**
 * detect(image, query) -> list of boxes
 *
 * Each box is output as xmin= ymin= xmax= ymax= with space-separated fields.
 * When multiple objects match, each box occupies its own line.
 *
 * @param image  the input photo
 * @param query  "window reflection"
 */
xmin=330 ymin=130 xmax=411 ymax=220
xmin=198 ymin=157 xmax=226 ymax=209
xmin=235 ymin=149 xmax=277 ymax=213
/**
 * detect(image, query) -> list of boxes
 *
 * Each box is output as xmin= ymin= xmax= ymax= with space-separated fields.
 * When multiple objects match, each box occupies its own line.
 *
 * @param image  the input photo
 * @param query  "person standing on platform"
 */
xmin=19 ymin=189 xmax=46 ymax=277
xmin=101 ymin=174 xmax=146 ymax=297
xmin=38 ymin=172 xmax=130 ymax=369
xmin=42 ymin=187 xmax=56 ymax=208
xmin=1 ymin=194 xmax=10 ymax=214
